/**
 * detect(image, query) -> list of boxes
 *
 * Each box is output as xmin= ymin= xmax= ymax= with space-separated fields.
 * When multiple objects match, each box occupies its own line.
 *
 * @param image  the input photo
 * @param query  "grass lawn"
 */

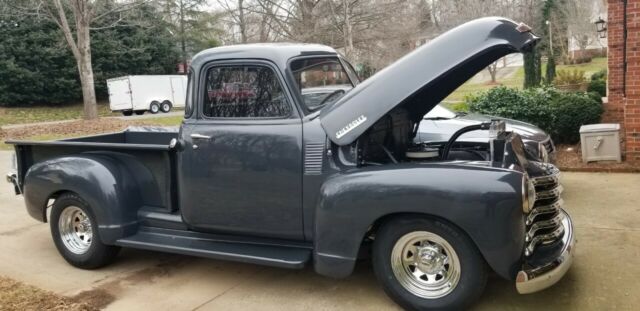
xmin=0 ymin=103 xmax=117 ymax=127
xmin=446 ymin=57 xmax=607 ymax=102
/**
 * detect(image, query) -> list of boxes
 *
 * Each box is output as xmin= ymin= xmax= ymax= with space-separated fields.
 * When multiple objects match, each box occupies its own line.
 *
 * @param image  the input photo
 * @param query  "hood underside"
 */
xmin=320 ymin=17 xmax=539 ymax=146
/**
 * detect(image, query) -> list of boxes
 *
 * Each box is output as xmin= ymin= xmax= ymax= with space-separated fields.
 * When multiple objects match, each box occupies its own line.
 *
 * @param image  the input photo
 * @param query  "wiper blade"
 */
xmin=424 ymin=117 xmax=452 ymax=120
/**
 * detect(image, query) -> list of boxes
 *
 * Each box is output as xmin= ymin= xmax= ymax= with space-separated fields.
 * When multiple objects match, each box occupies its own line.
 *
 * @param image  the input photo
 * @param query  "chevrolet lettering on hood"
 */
xmin=336 ymin=115 xmax=367 ymax=139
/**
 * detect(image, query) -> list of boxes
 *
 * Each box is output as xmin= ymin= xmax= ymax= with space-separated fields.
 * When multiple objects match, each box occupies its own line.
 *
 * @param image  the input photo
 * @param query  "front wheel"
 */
xmin=50 ymin=193 xmax=120 ymax=269
xmin=372 ymin=216 xmax=487 ymax=310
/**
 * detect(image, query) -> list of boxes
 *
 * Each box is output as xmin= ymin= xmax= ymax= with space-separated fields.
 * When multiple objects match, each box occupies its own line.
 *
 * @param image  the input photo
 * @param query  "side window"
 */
xmin=202 ymin=65 xmax=291 ymax=118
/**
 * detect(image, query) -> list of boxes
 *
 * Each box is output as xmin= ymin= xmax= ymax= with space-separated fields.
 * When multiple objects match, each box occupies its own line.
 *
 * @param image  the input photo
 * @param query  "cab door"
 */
xmin=179 ymin=62 xmax=304 ymax=241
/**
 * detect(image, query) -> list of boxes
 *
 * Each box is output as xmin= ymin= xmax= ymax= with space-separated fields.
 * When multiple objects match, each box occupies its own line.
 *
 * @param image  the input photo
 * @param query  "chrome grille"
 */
xmin=525 ymin=163 xmax=564 ymax=256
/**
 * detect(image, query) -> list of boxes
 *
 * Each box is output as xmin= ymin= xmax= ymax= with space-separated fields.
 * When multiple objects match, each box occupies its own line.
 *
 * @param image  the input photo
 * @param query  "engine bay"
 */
xmin=335 ymin=107 xmax=528 ymax=169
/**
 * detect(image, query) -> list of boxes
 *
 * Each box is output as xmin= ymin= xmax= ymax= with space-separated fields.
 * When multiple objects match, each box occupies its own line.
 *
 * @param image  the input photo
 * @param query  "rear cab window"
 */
xmin=290 ymin=57 xmax=354 ymax=114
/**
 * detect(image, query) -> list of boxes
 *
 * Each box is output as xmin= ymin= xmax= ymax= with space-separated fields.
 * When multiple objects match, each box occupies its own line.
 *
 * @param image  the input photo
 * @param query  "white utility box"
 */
xmin=107 ymin=75 xmax=187 ymax=116
xmin=579 ymin=123 xmax=622 ymax=163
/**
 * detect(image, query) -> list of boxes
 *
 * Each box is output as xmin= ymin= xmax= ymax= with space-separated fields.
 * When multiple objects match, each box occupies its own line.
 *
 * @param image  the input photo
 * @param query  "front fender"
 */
xmin=23 ymin=154 xmax=143 ymax=244
xmin=313 ymin=163 xmax=525 ymax=280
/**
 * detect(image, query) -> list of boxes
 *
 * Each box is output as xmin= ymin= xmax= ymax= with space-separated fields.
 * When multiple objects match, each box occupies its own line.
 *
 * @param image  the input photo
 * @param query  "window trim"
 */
xmin=184 ymin=68 xmax=195 ymax=119
xmin=286 ymin=55 xmax=355 ymax=116
xmin=197 ymin=60 xmax=299 ymax=121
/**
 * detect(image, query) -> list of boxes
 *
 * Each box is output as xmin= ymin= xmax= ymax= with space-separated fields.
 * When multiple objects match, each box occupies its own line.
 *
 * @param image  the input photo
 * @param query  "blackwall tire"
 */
xmin=50 ymin=193 xmax=120 ymax=269
xmin=372 ymin=216 xmax=487 ymax=310
xmin=161 ymin=100 xmax=172 ymax=113
xmin=150 ymin=101 xmax=160 ymax=114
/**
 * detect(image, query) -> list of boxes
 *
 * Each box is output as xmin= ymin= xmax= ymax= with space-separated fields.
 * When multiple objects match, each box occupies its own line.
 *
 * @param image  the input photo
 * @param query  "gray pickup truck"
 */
xmin=7 ymin=17 xmax=574 ymax=310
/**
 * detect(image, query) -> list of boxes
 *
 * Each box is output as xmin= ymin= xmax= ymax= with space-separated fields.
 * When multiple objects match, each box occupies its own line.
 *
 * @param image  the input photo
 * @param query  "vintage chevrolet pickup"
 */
xmin=7 ymin=17 xmax=574 ymax=310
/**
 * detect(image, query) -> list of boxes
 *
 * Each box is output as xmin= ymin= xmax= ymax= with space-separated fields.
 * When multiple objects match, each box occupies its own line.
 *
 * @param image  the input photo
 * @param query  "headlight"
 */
xmin=521 ymin=174 xmax=536 ymax=213
xmin=538 ymin=142 xmax=549 ymax=163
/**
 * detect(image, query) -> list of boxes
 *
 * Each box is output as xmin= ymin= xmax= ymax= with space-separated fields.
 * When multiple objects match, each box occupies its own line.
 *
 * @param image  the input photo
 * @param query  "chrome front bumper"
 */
xmin=516 ymin=209 xmax=575 ymax=294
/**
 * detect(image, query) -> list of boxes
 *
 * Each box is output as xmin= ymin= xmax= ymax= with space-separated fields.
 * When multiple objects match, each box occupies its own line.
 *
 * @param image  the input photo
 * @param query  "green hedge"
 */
xmin=467 ymin=86 xmax=603 ymax=144
xmin=587 ymin=69 xmax=607 ymax=97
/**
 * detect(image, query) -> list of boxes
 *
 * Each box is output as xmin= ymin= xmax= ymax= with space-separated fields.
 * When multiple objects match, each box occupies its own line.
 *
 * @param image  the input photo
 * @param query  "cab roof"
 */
xmin=190 ymin=43 xmax=338 ymax=72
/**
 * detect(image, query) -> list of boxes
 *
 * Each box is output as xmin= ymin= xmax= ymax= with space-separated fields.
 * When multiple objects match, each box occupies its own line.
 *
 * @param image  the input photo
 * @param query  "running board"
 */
xmin=115 ymin=227 xmax=311 ymax=269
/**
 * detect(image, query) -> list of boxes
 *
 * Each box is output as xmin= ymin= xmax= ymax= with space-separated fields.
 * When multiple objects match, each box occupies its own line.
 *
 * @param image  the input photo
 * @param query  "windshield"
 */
xmin=290 ymin=57 xmax=354 ymax=113
xmin=424 ymin=104 xmax=458 ymax=119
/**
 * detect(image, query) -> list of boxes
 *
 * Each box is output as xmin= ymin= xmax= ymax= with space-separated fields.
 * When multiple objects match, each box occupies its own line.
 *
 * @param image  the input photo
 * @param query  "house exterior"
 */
xmin=606 ymin=0 xmax=640 ymax=161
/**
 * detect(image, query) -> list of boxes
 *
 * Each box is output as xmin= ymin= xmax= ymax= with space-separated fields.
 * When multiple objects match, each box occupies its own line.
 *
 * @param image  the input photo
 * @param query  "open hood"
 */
xmin=320 ymin=17 xmax=539 ymax=146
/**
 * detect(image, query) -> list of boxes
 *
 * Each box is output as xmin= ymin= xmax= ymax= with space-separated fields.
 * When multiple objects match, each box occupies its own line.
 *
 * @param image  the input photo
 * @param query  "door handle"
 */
xmin=190 ymin=133 xmax=211 ymax=140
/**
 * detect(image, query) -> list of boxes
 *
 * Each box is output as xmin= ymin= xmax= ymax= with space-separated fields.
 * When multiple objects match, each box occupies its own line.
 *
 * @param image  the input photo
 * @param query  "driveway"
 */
xmin=0 ymin=150 xmax=637 ymax=310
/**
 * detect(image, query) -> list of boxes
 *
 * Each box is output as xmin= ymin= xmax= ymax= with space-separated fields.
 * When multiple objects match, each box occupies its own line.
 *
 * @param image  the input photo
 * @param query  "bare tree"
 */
xmin=487 ymin=60 xmax=499 ymax=83
xmin=560 ymin=0 xmax=600 ymax=59
xmin=3 ymin=0 xmax=146 ymax=119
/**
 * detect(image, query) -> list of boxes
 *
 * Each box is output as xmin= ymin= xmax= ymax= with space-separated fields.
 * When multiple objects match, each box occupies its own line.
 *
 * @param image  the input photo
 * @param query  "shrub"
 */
xmin=467 ymin=86 xmax=603 ymax=143
xmin=587 ymin=79 xmax=606 ymax=97
xmin=553 ymin=69 xmax=587 ymax=88
xmin=550 ymin=92 xmax=604 ymax=143
xmin=448 ymin=102 xmax=470 ymax=112
xmin=591 ymin=69 xmax=607 ymax=81
xmin=587 ymin=69 xmax=607 ymax=97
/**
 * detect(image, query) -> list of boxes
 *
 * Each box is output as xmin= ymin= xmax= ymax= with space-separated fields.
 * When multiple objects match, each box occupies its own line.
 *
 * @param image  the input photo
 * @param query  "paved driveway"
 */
xmin=0 ymin=150 xmax=637 ymax=310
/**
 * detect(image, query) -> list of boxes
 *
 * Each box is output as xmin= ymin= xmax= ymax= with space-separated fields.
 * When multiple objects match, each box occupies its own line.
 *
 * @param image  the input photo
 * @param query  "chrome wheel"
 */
xmin=58 ymin=206 xmax=92 ymax=254
xmin=391 ymin=231 xmax=461 ymax=299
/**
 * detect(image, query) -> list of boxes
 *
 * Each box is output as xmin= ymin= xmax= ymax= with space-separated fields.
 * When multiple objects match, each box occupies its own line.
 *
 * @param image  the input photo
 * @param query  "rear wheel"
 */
xmin=122 ymin=110 xmax=133 ymax=116
xmin=150 ymin=101 xmax=160 ymax=114
xmin=160 ymin=100 xmax=172 ymax=113
xmin=50 ymin=193 xmax=120 ymax=269
xmin=372 ymin=216 xmax=487 ymax=310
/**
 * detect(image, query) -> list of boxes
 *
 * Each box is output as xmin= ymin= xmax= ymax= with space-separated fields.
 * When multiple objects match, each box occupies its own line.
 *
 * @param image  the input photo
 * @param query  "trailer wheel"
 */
xmin=50 ymin=193 xmax=120 ymax=269
xmin=122 ymin=111 xmax=133 ymax=116
xmin=161 ymin=100 xmax=172 ymax=113
xmin=372 ymin=216 xmax=487 ymax=310
xmin=150 ymin=101 xmax=160 ymax=114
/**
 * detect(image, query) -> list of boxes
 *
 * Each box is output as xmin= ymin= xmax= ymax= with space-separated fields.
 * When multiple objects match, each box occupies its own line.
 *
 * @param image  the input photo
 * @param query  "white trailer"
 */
xmin=107 ymin=75 xmax=187 ymax=116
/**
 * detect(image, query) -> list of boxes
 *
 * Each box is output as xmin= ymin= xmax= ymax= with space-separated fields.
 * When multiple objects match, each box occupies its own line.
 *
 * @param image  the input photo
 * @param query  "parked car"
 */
xmin=7 ymin=17 xmax=573 ymax=310
xmin=418 ymin=104 xmax=556 ymax=163
xmin=108 ymin=75 xmax=187 ymax=116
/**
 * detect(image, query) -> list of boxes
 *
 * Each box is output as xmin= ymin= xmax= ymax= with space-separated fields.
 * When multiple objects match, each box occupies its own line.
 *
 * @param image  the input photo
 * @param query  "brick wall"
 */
xmin=606 ymin=0 xmax=640 ymax=161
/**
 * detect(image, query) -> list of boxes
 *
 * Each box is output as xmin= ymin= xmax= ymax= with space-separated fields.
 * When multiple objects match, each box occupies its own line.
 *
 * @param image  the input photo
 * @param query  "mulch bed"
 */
xmin=555 ymin=144 xmax=640 ymax=173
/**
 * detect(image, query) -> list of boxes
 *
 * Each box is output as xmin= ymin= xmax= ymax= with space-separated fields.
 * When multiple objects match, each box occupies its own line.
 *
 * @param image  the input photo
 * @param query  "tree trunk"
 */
xmin=238 ymin=0 xmax=247 ymax=43
xmin=179 ymin=0 xmax=187 ymax=67
xmin=342 ymin=0 xmax=353 ymax=59
xmin=77 ymin=54 xmax=98 ymax=120
xmin=76 ymin=11 xmax=97 ymax=119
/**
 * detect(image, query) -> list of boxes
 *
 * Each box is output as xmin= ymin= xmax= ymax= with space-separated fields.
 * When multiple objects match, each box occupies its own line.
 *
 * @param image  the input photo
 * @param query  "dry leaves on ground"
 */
xmin=0 ymin=118 xmax=170 ymax=142
xmin=0 ymin=277 xmax=97 ymax=311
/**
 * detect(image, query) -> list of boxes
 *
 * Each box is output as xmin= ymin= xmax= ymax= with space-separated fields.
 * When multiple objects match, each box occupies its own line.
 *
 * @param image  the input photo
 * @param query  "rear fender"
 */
xmin=23 ymin=154 xmax=146 ymax=244
xmin=313 ymin=164 xmax=525 ymax=280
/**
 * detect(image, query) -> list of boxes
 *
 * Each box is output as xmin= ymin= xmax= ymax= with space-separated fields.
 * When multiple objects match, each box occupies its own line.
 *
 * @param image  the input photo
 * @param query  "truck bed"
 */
xmin=7 ymin=127 xmax=180 ymax=211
